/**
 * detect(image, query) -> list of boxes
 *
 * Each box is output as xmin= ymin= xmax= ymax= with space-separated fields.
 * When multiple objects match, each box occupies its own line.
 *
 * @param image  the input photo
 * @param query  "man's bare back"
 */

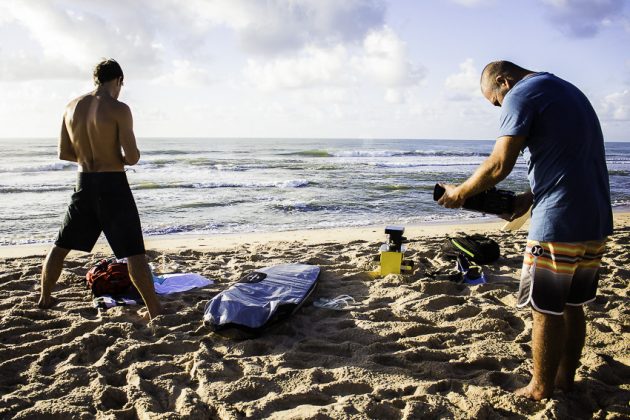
xmin=60 ymin=85 xmax=140 ymax=171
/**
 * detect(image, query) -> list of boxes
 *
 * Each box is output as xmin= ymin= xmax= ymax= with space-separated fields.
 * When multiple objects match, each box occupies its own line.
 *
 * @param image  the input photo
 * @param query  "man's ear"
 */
xmin=496 ymin=74 xmax=513 ymax=89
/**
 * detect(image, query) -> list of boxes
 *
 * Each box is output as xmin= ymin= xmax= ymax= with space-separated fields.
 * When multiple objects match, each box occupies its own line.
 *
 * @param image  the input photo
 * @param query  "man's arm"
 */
xmin=118 ymin=103 xmax=140 ymax=165
xmin=438 ymin=135 xmax=526 ymax=208
xmin=58 ymin=116 xmax=77 ymax=162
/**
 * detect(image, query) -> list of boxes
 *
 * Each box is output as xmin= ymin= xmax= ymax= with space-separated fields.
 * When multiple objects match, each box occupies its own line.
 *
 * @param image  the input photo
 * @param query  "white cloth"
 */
xmin=153 ymin=273 xmax=213 ymax=295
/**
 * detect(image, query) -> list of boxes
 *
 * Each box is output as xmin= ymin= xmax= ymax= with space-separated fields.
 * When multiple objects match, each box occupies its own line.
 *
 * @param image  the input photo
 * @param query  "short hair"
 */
xmin=481 ymin=60 xmax=530 ymax=88
xmin=93 ymin=59 xmax=124 ymax=85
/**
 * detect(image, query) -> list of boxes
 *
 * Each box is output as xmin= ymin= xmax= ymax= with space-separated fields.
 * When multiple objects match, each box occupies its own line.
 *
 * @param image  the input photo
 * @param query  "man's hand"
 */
xmin=437 ymin=183 xmax=466 ymax=209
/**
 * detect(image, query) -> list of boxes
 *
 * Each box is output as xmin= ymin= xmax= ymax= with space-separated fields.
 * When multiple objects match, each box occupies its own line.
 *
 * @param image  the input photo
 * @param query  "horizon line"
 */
xmin=0 ymin=136 xmax=628 ymax=143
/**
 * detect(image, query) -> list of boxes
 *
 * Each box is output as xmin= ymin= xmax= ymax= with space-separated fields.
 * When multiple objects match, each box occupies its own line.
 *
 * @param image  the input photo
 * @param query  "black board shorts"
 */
xmin=55 ymin=172 xmax=145 ymax=259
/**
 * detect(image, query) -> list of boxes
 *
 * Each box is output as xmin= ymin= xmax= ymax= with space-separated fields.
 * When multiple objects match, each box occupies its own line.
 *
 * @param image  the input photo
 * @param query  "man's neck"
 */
xmin=94 ymin=85 xmax=116 ymax=99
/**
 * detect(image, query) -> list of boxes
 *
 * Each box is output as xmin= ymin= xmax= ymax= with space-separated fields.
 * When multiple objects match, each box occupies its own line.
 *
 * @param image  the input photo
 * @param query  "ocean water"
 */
xmin=1 ymin=138 xmax=629 ymax=246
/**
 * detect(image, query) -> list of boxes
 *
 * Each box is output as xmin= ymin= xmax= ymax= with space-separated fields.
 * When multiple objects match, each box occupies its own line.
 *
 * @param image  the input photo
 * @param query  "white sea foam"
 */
xmin=1 ymin=162 xmax=75 ymax=173
xmin=331 ymin=150 xmax=403 ymax=158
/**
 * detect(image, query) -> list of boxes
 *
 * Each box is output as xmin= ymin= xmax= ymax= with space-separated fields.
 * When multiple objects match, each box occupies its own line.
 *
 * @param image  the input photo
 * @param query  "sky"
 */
xmin=0 ymin=0 xmax=629 ymax=141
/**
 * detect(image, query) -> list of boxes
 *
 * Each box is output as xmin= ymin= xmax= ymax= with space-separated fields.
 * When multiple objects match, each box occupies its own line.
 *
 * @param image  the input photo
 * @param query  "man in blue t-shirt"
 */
xmin=438 ymin=61 xmax=613 ymax=400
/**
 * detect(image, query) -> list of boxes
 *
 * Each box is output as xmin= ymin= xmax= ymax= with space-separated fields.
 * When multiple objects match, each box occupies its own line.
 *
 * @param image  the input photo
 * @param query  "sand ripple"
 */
xmin=1 ymin=226 xmax=629 ymax=418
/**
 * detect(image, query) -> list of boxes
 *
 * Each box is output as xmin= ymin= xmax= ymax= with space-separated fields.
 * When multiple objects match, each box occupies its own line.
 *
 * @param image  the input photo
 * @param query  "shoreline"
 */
xmin=2 ymin=212 xmax=628 ymax=259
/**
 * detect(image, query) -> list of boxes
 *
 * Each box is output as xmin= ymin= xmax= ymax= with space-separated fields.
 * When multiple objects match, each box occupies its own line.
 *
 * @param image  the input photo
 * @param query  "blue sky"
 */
xmin=1 ymin=0 xmax=629 ymax=140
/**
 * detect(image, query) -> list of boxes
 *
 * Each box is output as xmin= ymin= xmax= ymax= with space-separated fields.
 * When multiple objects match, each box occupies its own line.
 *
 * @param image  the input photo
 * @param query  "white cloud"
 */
xmin=0 ymin=50 xmax=82 ymax=81
xmin=0 ymin=0 xmax=164 ymax=80
xmin=356 ymin=27 xmax=425 ymax=89
xmin=0 ymin=0 xmax=390 ymax=86
xmin=243 ymin=27 xmax=425 ymax=104
xmin=541 ymin=0 xmax=626 ymax=37
xmin=444 ymin=58 xmax=480 ymax=100
xmin=450 ymin=0 xmax=495 ymax=7
xmin=177 ymin=0 xmax=387 ymax=55
xmin=600 ymin=90 xmax=630 ymax=120
xmin=244 ymin=45 xmax=348 ymax=91
xmin=152 ymin=60 xmax=214 ymax=87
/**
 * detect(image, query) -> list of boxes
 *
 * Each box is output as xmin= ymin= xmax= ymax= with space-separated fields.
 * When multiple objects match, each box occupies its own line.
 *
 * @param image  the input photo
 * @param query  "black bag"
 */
xmin=442 ymin=234 xmax=500 ymax=264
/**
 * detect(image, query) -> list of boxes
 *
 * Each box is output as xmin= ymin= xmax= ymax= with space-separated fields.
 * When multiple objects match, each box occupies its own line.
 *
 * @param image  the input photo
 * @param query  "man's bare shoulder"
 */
xmin=65 ymin=92 xmax=93 ymax=109
xmin=111 ymin=99 xmax=132 ymax=116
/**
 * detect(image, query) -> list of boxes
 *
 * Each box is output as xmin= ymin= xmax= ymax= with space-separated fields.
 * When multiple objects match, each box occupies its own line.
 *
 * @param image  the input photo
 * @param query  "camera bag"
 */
xmin=442 ymin=234 xmax=500 ymax=264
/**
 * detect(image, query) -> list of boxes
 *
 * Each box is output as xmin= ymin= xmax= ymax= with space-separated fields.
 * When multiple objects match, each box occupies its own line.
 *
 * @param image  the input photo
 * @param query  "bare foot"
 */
xmin=554 ymin=373 xmax=574 ymax=392
xmin=37 ymin=295 xmax=57 ymax=309
xmin=147 ymin=304 xmax=164 ymax=320
xmin=138 ymin=306 xmax=165 ymax=322
xmin=137 ymin=307 xmax=152 ymax=322
xmin=515 ymin=381 xmax=552 ymax=401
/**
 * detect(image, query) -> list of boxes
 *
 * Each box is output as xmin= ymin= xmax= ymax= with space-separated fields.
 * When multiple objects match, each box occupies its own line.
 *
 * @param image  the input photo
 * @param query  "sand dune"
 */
xmin=0 ymin=217 xmax=628 ymax=419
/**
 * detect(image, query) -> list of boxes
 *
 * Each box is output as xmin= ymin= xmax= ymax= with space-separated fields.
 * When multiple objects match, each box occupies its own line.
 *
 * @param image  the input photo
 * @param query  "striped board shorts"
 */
xmin=517 ymin=239 xmax=607 ymax=315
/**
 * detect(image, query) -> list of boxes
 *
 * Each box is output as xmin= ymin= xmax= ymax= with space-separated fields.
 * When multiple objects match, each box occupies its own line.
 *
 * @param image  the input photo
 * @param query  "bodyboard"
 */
xmin=203 ymin=264 xmax=320 ymax=334
xmin=501 ymin=205 xmax=532 ymax=231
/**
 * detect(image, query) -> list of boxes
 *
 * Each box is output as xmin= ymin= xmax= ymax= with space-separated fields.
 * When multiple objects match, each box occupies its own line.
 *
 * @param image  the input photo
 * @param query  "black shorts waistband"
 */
xmin=76 ymin=171 xmax=130 ymax=190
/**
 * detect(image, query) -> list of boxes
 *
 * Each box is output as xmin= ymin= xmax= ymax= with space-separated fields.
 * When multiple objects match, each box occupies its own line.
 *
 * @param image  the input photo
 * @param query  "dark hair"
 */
xmin=93 ymin=59 xmax=124 ymax=85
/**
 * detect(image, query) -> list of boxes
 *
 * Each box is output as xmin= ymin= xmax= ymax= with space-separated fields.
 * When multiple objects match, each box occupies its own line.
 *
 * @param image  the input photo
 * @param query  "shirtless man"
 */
xmin=38 ymin=59 xmax=162 ymax=320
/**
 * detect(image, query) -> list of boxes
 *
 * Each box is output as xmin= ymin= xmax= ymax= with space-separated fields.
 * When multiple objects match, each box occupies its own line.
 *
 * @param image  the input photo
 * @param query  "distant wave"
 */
xmin=176 ymin=202 xmax=225 ymax=209
xmin=132 ymin=179 xmax=310 ymax=190
xmin=335 ymin=150 xmax=490 ymax=158
xmin=332 ymin=150 xmax=402 ymax=158
xmin=282 ymin=149 xmax=332 ymax=157
xmin=176 ymin=199 xmax=248 ymax=209
xmin=314 ymin=164 xmax=340 ymax=171
xmin=369 ymin=162 xmax=477 ymax=168
xmin=375 ymin=184 xmax=414 ymax=191
xmin=0 ymin=185 xmax=69 ymax=193
xmin=212 ymin=164 xmax=247 ymax=171
xmin=0 ymin=162 xmax=75 ymax=173
xmin=140 ymin=158 xmax=179 ymax=168
xmin=277 ymin=179 xmax=310 ymax=188
xmin=271 ymin=201 xmax=331 ymax=213
xmin=609 ymin=169 xmax=629 ymax=176
xmin=4 ymin=150 xmax=57 ymax=158
xmin=142 ymin=150 xmax=190 ymax=156
xmin=283 ymin=149 xmax=490 ymax=158
xmin=407 ymin=150 xmax=491 ymax=157
xmin=140 ymin=157 xmax=247 ymax=171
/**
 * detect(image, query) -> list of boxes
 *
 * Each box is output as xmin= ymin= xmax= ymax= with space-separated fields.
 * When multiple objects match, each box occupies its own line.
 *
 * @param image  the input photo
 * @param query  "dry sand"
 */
xmin=0 ymin=214 xmax=628 ymax=419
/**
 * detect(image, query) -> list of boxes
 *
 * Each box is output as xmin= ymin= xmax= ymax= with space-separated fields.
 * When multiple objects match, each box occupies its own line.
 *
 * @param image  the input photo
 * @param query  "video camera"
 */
xmin=433 ymin=183 xmax=515 ymax=215
xmin=377 ymin=225 xmax=414 ymax=276
xmin=384 ymin=225 xmax=406 ymax=252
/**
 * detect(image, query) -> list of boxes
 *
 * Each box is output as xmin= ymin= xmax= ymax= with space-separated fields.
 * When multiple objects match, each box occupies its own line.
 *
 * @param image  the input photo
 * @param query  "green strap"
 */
xmin=451 ymin=239 xmax=475 ymax=259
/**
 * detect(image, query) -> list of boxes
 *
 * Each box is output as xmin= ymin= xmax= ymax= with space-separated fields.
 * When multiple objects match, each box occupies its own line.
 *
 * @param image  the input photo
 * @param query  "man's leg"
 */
xmin=555 ymin=305 xmax=586 ymax=391
xmin=516 ymin=309 xmax=566 ymax=400
xmin=38 ymin=246 xmax=70 ymax=308
xmin=126 ymin=254 xmax=163 ymax=320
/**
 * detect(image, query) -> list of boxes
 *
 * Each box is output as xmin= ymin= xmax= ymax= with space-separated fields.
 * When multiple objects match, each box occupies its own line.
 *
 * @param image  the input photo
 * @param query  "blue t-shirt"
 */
xmin=498 ymin=72 xmax=613 ymax=242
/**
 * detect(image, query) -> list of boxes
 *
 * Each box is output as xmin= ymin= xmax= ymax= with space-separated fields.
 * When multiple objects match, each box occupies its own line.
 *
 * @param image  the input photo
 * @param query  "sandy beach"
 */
xmin=0 ymin=214 xmax=628 ymax=419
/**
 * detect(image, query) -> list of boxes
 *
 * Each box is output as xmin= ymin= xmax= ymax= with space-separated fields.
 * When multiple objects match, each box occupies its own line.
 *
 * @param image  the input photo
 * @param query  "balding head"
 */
xmin=480 ymin=60 xmax=534 ymax=106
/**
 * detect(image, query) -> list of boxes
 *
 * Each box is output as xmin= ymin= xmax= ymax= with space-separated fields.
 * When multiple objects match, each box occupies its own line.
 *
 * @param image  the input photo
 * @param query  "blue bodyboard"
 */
xmin=203 ymin=264 xmax=320 ymax=332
